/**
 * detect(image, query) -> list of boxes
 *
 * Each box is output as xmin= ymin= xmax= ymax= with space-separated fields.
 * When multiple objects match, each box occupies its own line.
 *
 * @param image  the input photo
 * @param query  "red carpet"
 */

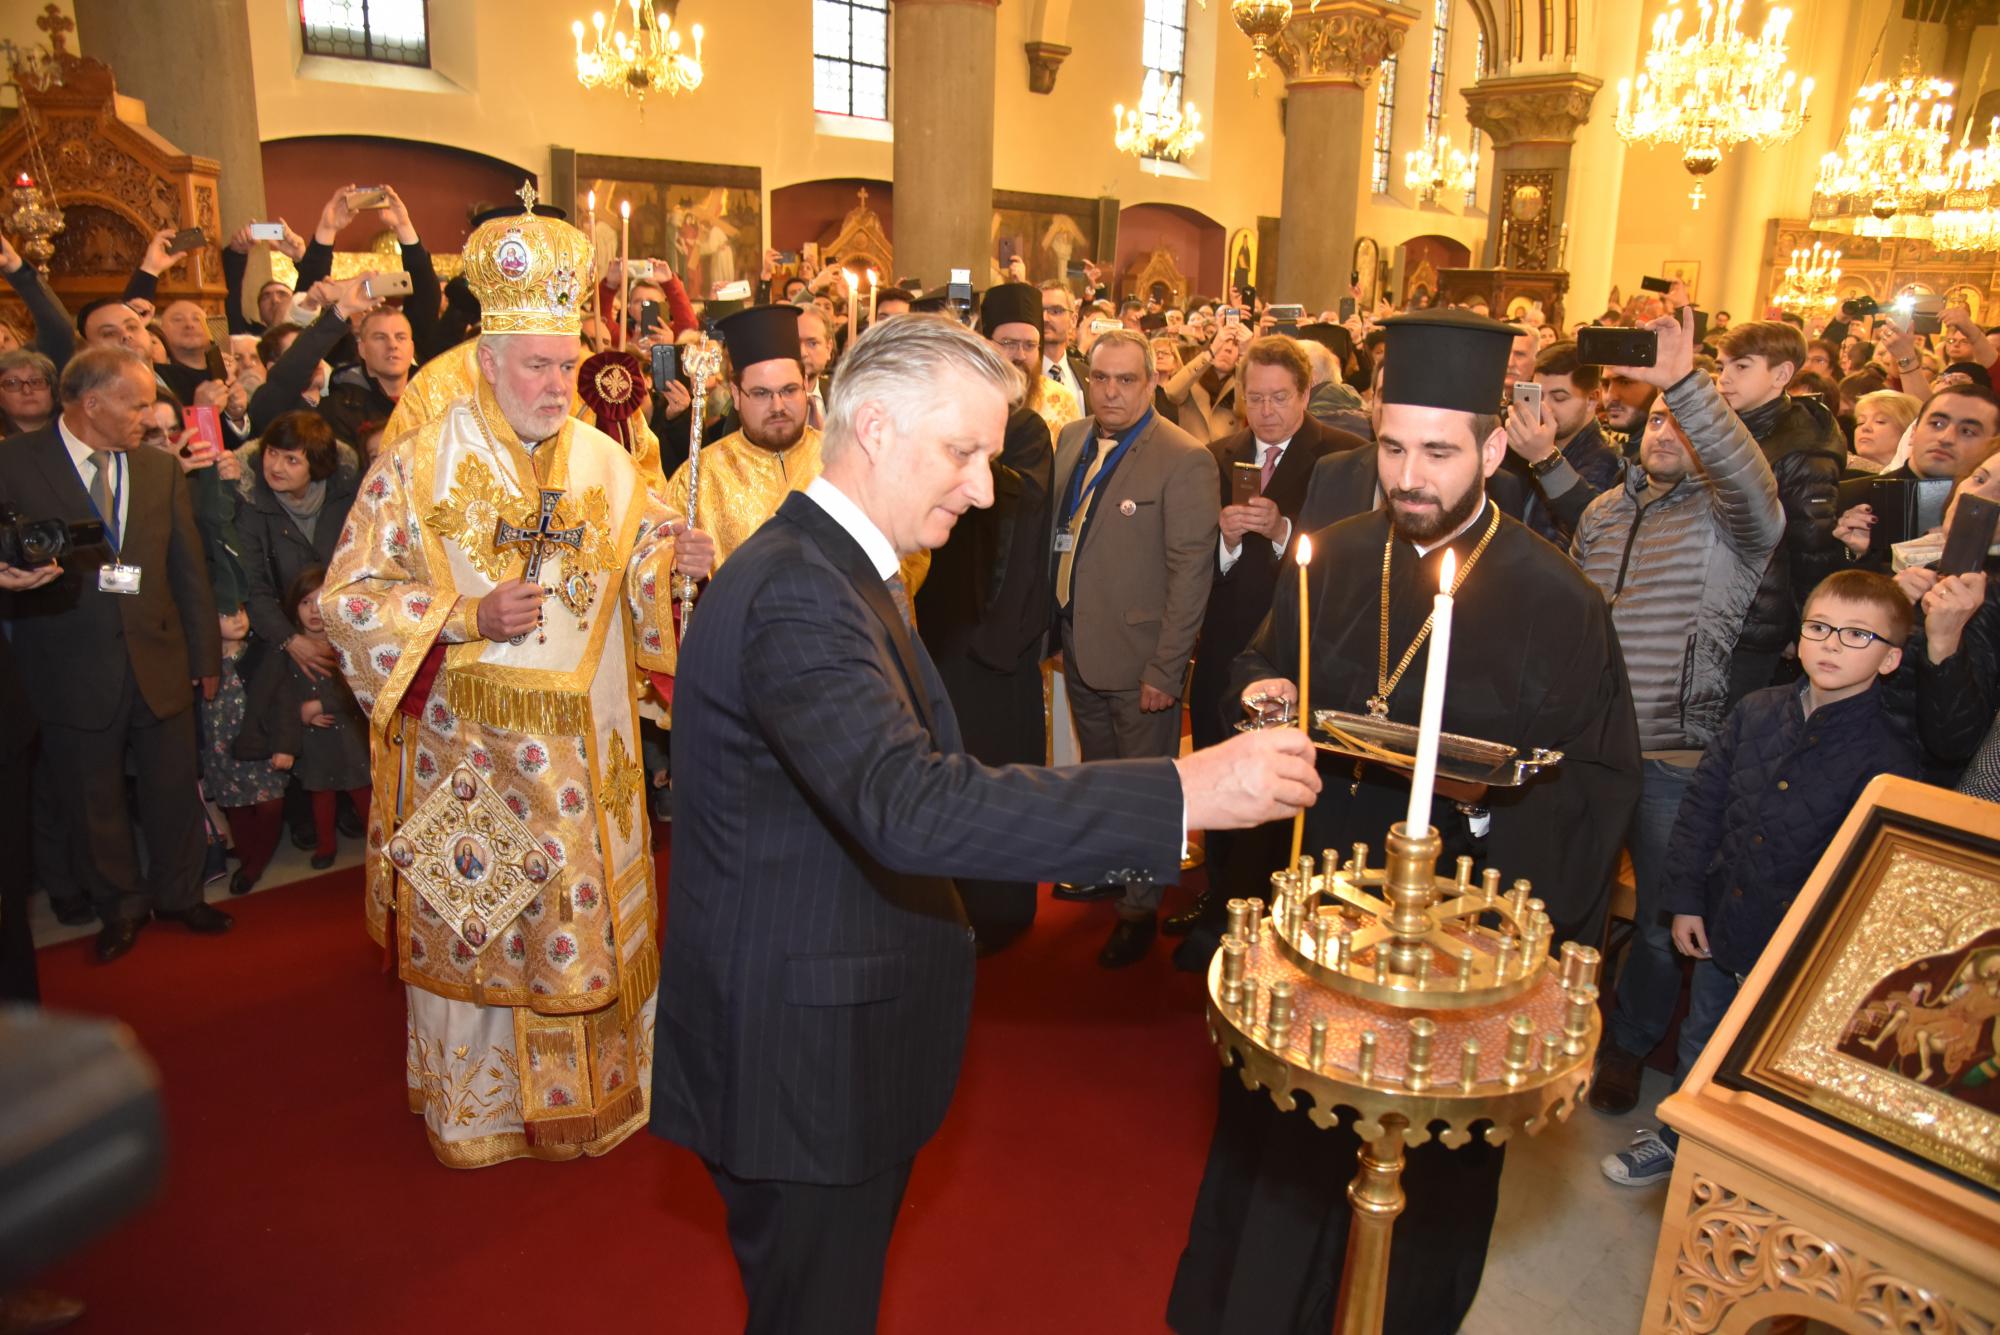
xmin=34 ymin=846 xmax=1219 ymax=1333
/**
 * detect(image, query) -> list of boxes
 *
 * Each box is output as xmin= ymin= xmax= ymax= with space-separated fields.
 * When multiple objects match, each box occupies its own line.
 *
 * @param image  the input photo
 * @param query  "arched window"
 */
xmin=1139 ymin=0 xmax=1190 ymax=160
xmin=300 ymin=0 xmax=429 ymax=67
xmin=1424 ymin=0 xmax=1451 ymax=155
xmin=814 ymin=0 xmax=891 ymax=121
xmin=1372 ymin=53 xmax=1399 ymax=195
xmin=1467 ymin=26 xmax=1487 ymax=210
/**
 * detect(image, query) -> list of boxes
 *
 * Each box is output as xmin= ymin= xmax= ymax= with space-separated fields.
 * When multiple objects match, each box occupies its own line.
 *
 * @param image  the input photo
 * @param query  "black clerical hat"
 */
xmin=1378 ymin=309 xmax=1515 ymax=415
xmin=716 ymin=304 xmax=802 ymax=370
xmin=980 ymin=283 xmax=1041 ymax=336
xmin=1297 ymin=322 xmax=1354 ymax=359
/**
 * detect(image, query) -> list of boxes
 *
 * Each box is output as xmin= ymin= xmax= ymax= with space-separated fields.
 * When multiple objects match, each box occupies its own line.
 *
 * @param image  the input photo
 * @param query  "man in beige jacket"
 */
xmin=1049 ymin=328 xmax=1220 ymax=967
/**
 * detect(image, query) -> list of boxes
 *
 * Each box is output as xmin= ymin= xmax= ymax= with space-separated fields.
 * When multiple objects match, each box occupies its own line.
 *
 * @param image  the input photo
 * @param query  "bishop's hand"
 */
xmin=477 ymin=578 xmax=545 ymax=640
xmin=1240 ymin=677 xmax=1298 ymax=708
xmin=1177 ymin=728 xmax=1321 ymax=831
xmin=672 ymin=525 xmax=716 ymax=580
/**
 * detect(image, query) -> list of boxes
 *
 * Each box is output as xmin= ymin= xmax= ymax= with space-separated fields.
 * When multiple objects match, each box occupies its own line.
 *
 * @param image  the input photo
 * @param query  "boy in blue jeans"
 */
xmin=1603 ymin=569 xmax=1923 ymax=1186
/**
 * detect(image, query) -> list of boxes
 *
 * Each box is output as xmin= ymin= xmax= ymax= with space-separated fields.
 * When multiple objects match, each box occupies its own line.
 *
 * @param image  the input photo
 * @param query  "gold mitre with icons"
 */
xmin=463 ymin=182 xmax=593 ymax=337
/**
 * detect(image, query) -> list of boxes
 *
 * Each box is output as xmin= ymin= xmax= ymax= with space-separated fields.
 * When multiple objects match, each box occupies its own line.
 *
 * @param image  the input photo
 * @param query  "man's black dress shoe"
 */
xmin=1161 ymin=889 xmax=1217 ymax=938
xmin=94 ymin=918 xmax=143 ymax=963
xmin=1587 ymin=1042 xmax=1645 ymax=1115
xmin=154 ymin=902 xmax=234 ymax=934
xmin=1097 ymin=915 xmax=1157 ymax=969
xmin=50 ymin=900 xmax=97 ymax=928
xmin=1051 ymin=882 xmax=1121 ymax=903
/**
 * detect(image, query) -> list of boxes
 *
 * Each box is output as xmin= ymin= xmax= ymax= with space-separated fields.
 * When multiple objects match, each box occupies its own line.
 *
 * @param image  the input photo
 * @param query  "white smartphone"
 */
xmin=248 ymin=221 xmax=286 ymax=242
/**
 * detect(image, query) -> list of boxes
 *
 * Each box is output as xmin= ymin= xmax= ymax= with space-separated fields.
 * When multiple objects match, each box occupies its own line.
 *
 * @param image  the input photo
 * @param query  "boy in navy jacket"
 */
xmin=1603 ymin=569 xmax=1923 ymax=1187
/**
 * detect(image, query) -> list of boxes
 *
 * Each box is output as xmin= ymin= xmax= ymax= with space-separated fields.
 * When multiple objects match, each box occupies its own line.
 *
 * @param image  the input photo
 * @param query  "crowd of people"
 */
xmin=4 ymin=170 xmax=2000 ymax=1332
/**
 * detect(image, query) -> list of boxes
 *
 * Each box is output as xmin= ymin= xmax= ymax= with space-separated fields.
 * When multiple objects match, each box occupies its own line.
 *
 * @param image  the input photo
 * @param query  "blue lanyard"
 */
xmin=84 ymin=451 xmax=125 ymax=556
xmin=1060 ymin=409 xmax=1151 ymax=528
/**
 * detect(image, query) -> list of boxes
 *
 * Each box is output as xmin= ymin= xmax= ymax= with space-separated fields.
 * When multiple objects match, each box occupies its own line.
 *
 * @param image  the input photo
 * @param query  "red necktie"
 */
xmin=1260 ymin=444 xmax=1283 ymax=490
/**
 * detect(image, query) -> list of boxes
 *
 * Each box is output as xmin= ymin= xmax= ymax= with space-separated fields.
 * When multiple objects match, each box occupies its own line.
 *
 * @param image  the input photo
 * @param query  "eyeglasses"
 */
xmin=1245 ymin=392 xmax=1296 ymax=410
xmin=1800 ymin=619 xmax=1901 ymax=650
xmin=0 ymin=377 xmax=47 ymax=393
xmin=994 ymin=338 xmax=1041 ymax=356
xmin=742 ymin=384 xmax=806 ymax=406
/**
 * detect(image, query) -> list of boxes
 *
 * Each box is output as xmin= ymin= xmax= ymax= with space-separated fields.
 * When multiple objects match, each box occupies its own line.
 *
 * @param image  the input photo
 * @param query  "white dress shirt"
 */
xmin=59 ymin=414 xmax=131 ymax=542
xmin=1218 ymin=434 xmax=1294 ymax=573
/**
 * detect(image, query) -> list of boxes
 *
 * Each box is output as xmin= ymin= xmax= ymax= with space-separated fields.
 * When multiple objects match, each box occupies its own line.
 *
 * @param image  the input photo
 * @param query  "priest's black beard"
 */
xmin=1387 ymin=477 xmax=1485 ymax=545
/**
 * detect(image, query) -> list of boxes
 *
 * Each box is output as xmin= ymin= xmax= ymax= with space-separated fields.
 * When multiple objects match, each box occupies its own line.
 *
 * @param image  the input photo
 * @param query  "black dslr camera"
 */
xmin=1840 ymin=296 xmax=1880 ymax=320
xmin=0 ymin=503 xmax=104 ymax=567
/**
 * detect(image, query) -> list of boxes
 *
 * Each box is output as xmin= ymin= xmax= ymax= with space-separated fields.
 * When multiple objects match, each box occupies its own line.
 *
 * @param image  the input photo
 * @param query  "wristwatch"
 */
xmin=1528 ymin=448 xmax=1566 ymax=478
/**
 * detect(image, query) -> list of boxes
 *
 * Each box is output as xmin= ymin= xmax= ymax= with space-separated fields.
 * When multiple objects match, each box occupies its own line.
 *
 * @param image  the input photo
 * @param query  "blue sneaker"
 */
xmin=1602 ymin=1128 xmax=1675 ymax=1186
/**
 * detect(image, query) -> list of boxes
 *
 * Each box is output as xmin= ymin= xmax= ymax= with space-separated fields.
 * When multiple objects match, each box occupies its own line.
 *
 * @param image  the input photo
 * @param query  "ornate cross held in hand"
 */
xmin=494 ymin=489 xmax=586 ymax=644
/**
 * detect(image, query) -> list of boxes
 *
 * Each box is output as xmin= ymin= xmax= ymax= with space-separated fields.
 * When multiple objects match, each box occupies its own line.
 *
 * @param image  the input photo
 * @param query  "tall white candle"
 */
xmin=1405 ymin=548 xmax=1455 ymax=832
xmin=844 ymin=269 xmax=860 ymax=347
xmin=867 ymin=267 xmax=879 ymax=323
xmin=618 ymin=199 xmax=632 ymax=350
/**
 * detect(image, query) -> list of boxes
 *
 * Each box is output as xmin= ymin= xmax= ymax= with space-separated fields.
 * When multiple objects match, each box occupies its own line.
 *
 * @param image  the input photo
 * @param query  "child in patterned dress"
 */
xmin=203 ymin=605 xmax=290 ymax=896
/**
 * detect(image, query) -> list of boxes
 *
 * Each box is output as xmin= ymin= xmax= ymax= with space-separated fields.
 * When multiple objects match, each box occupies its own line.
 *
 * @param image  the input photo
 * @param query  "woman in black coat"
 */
xmin=235 ymin=410 xmax=362 ymax=670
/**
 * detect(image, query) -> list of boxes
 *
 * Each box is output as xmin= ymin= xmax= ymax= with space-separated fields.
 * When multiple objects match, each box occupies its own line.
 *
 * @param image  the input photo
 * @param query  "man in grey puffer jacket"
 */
xmin=1570 ymin=307 xmax=1785 ymax=1115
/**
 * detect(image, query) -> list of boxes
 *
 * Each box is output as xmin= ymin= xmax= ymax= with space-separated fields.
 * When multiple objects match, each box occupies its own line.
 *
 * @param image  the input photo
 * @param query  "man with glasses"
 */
xmin=655 ymin=306 xmax=925 ymax=676
xmin=1169 ymin=337 xmax=1361 ymax=952
xmin=1038 ymin=280 xmax=1089 ymax=403
xmin=1049 ymin=327 xmax=1218 ymax=967
xmin=985 ymin=282 xmax=1079 ymax=433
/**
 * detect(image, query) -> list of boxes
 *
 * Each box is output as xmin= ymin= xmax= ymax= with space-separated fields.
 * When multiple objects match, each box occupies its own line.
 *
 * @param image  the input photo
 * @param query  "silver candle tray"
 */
xmin=1237 ymin=696 xmax=1562 ymax=788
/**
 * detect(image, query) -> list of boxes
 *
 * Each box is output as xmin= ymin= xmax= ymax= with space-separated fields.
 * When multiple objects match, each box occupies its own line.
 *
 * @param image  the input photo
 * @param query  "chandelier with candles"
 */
xmin=1405 ymin=133 xmax=1478 ymax=205
xmin=1931 ymin=129 xmax=2000 ymax=254
xmin=1810 ymin=54 xmax=1956 ymax=239
xmin=1772 ymin=239 xmax=1842 ymax=317
xmin=1615 ymin=1 xmax=1813 ymax=208
xmin=572 ymin=0 xmax=704 ymax=112
xmin=1115 ymin=70 xmax=1206 ymax=169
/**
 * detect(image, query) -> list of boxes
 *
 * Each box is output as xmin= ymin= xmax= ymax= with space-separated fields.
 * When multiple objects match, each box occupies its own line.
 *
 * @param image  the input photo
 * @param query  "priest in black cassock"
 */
xmin=1166 ymin=310 xmax=1642 ymax=1335
xmin=912 ymin=283 xmax=1057 ymax=951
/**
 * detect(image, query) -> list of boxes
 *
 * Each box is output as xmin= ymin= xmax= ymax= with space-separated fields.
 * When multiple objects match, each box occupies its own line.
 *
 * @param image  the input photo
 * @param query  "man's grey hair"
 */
xmin=823 ymin=314 xmax=1022 ymax=463
xmin=1087 ymin=327 xmax=1155 ymax=377
xmin=59 ymin=345 xmax=147 ymax=403
xmin=1300 ymin=339 xmax=1340 ymax=388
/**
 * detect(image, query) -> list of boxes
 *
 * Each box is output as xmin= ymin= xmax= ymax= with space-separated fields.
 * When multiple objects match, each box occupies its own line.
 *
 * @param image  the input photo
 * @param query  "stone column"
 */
xmin=1273 ymin=1 xmax=1418 ymax=310
xmin=893 ymin=0 xmax=999 ymax=292
xmin=74 ymin=0 xmax=269 ymax=316
xmin=1461 ymin=73 xmax=1600 ymax=271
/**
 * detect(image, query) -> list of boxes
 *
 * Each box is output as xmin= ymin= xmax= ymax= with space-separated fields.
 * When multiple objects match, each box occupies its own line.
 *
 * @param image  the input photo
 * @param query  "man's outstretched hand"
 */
xmin=1177 ymin=727 xmax=1321 ymax=831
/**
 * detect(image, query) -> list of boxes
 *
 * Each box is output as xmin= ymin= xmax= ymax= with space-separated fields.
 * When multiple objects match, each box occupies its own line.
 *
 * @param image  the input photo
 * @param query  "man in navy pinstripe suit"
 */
xmin=652 ymin=314 xmax=1320 ymax=1334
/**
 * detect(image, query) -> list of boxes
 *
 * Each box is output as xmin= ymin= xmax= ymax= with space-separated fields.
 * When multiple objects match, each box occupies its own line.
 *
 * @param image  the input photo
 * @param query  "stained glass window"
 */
xmin=1371 ymin=54 xmax=1399 ymax=195
xmin=1467 ymin=26 xmax=1487 ymax=209
xmin=814 ymin=0 xmax=890 ymax=121
xmin=1425 ymin=0 xmax=1451 ymax=154
xmin=299 ymin=0 xmax=429 ymax=67
xmin=1138 ymin=0 xmax=1190 ymax=157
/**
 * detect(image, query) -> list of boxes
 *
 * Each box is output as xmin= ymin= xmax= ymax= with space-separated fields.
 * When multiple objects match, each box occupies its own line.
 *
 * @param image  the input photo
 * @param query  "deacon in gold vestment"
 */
xmin=323 ymin=190 xmax=694 ymax=1168
xmin=651 ymin=305 xmax=927 ymax=674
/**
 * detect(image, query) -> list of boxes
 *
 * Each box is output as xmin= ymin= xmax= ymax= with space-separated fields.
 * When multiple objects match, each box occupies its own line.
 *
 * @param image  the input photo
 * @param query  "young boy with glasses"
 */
xmin=1603 ymin=569 xmax=1924 ymax=1187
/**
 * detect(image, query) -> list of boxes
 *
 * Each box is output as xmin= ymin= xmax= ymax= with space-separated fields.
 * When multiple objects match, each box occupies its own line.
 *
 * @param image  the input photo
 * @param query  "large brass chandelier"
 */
xmin=1772 ymin=239 xmax=1842 ymax=317
xmin=1810 ymin=55 xmax=1956 ymax=239
xmin=572 ymin=0 xmax=704 ymax=112
xmin=1115 ymin=71 xmax=1206 ymax=169
xmin=1405 ymin=133 xmax=1477 ymax=205
xmin=1931 ymin=128 xmax=2000 ymax=254
xmin=1615 ymin=1 xmax=1813 ymax=208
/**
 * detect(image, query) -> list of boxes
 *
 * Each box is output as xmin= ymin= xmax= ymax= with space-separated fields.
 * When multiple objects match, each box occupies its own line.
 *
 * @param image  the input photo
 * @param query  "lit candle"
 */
xmin=618 ymin=199 xmax=632 ymax=350
xmin=1290 ymin=533 xmax=1313 ymax=871
xmin=1558 ymin=221 xmax=1569 ymax=271
xmin=1405 ymin=548 xmax=1455 ymax=833
xmin=844 ymin=268 xmax=860 ymax=347
xmin=867 ymin=267 xmax=879 ymax=323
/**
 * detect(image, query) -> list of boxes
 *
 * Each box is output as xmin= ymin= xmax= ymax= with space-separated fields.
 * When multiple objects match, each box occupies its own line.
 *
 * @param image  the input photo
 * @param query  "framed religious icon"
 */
xmin=1353 ymin=236 xmax=1381 ymax=309
xmin=1227 ymin=228 xmax=1257 ymax=298
xmin=573 ymin=153 xmax=762 ymax=301
xmin=1714 ymin=781 xmax=2000 ymax=1195
xmin=991 ymin=190 xmax=1100 ymax=288
xmin=1661 ymin=260 xmax=1701 ymax=302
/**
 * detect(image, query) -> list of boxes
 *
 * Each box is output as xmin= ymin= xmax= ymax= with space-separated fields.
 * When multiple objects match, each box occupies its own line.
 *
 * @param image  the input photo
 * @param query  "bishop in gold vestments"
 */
xmin=324 ymin=192 xmax=689 ymax=1167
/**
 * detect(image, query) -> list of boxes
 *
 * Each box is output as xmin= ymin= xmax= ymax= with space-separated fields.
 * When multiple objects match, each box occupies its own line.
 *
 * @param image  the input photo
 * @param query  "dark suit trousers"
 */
xmin=39 ymin=667 xmax=205 ymax=924
xmin=707 ymin=1156 xmax=914 ymax=1335
xmin=1061 ymin=620 xmax=1183 ymax=916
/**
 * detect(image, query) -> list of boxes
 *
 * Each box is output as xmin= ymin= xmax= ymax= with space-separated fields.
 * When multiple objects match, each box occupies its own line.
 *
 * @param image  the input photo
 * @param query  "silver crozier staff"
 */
xmin=675 ymin=338 xmax=723 ymax=643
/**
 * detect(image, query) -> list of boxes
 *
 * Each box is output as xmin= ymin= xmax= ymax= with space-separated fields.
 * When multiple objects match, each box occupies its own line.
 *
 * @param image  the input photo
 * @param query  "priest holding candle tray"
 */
xmin=1166 ymin=309 xmax=1642 ymax=1335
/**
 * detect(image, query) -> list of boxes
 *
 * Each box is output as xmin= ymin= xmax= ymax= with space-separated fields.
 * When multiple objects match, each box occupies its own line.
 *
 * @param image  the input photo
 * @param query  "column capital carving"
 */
xmin=1460 ymin=72 xmax=1603 ymax=147
xmin=1274 ymin=0 xmax=1420 ymax=91
xmin=1025 ymin=41 xmax=1071 ymax=94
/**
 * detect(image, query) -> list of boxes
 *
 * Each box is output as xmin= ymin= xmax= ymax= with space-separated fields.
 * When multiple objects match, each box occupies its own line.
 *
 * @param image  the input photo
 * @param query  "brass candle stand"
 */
xmin=1204 ymin=821 xmax=1602 ymax=1335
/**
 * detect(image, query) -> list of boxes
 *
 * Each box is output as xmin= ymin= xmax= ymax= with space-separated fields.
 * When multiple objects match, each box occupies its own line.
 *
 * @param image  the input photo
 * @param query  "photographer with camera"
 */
xmin=0 ymin=346 xmax=227 ymax=964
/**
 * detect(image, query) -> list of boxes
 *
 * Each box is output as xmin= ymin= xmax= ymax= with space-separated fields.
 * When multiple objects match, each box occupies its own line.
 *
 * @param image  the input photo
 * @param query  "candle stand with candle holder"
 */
xmin=1215 ymin=708 xmax=1594 ymax=1335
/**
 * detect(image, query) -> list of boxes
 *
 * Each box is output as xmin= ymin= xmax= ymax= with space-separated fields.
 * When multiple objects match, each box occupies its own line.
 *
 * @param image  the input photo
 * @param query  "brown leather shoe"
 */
xmin=0 ymin=1289 xmax=85 ymax=1335
xmin=1587 ymin=1043 xmax=1645 ymax=1115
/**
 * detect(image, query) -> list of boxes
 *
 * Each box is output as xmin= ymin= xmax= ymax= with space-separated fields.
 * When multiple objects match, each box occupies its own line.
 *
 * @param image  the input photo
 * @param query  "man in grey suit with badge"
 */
xmin=1048 ymin=327 xmax=1220 ymax=967
xmin=654 ymin=316 xmax=1317 ymax=1335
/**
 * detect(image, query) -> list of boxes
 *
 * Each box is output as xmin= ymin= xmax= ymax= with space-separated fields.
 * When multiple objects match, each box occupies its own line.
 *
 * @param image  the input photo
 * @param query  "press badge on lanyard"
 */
xmin=92 ymin=452 xmax=139 ymax=594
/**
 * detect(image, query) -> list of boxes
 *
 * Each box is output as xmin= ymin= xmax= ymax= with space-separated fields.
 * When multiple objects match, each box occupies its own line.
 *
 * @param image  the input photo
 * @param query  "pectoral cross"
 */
xmin=494 ymin=489 xmax=585 ymax=644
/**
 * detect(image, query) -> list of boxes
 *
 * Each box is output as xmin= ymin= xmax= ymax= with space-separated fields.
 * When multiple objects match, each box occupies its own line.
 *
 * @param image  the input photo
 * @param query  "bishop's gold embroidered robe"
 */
xmin=643 ymin=426 xmax=928 ymax=675
xmin=324 ymin=374 xmax=681 ymax=1168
